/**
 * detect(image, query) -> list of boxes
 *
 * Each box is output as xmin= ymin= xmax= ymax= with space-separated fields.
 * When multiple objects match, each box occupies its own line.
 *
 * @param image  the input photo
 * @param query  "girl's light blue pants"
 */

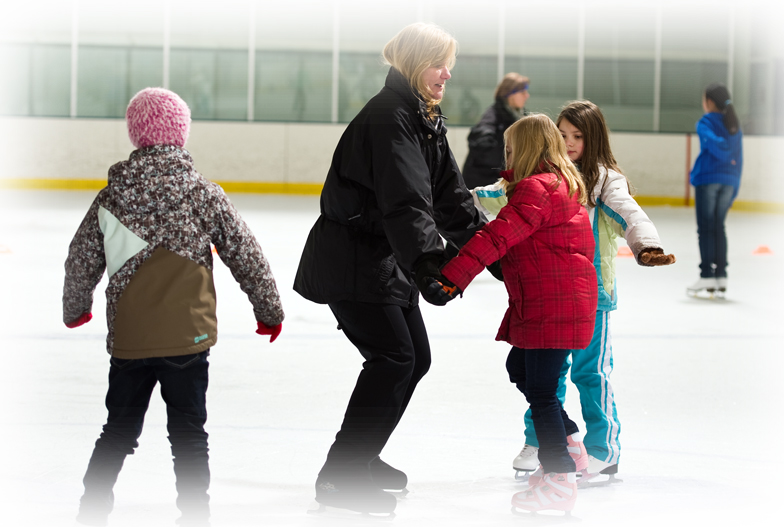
xmin=522 ymin=310 xmax=621 ymax=465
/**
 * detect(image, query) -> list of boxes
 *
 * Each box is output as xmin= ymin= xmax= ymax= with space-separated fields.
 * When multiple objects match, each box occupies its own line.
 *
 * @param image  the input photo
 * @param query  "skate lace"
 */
xmin=518 ymin=445 xmax=537 ymax=458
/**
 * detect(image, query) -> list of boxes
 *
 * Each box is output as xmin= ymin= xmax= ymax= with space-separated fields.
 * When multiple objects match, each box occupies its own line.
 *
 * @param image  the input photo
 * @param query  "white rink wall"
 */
xmin=1 ymin=116 xmax=782 ymax=206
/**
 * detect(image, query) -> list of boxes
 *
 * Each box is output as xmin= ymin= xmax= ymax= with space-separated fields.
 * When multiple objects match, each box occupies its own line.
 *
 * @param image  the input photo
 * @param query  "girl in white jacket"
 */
xmin=474 ymin=101 xmax=676 ymax=485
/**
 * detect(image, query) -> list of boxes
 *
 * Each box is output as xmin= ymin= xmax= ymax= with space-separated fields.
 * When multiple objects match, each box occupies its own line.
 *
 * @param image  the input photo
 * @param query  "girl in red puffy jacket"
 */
xmin=441 ymin=114 xmax=597 ymax=515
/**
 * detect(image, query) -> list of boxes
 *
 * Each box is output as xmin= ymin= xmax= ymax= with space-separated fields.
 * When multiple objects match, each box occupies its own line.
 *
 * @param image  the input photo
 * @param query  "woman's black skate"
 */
xmin=310 ymin=474 xmax=397 ymax=518
xmin=370 ymin=458 xmax=409 ymax=496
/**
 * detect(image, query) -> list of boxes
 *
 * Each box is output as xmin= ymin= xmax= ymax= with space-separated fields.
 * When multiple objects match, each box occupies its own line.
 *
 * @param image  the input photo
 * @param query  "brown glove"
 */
xmin=639 ymin=248 xmax=676 ymax=266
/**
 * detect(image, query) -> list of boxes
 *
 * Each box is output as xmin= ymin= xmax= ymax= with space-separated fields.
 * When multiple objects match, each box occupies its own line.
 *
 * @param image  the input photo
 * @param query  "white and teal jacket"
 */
xmin=472 ymin=165 xmax=663 ymax=312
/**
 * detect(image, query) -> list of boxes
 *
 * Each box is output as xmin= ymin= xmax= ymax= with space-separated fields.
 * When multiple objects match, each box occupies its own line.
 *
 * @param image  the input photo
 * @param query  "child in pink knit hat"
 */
xmin=126 ymin=87 xmax=191 ymax=149
xmin=64 ymin=87 xmax=284 ymax=527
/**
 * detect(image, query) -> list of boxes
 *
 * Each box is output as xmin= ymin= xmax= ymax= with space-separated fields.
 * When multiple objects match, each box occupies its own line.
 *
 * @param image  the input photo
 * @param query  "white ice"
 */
xmin=1 ymin=190 xmax=782 ymax=527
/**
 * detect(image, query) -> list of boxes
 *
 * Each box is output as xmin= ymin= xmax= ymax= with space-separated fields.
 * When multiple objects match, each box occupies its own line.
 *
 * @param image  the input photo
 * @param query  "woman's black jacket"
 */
xmin=461 ymin=98 xmax=520 ymax=189
xmin=294 ymin=67 xmax=486 ymax=308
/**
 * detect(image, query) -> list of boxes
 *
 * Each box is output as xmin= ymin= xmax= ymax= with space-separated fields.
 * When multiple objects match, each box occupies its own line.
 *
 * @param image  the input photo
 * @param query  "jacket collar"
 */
xmin=385 ymin=67 xmax=446 ymax=132
xmin=500 ymin=162 xmax=561 ymax=182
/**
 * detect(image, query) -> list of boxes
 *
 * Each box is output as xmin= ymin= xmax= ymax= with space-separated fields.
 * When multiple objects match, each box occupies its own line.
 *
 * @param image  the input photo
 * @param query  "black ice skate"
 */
xmin=309 ymin=474 xmax=397 ymax=519
xmin=75 ymin=489 xmax=114 ymax=527
xmin=370 ymin=457 xmax=409 ymax=496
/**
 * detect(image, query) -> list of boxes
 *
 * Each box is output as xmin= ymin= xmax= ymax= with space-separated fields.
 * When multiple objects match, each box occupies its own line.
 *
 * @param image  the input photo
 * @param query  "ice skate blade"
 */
xmin=308 ymin=502 xmax=396 ymax=521
xmin=511 ymin=505 xmax=576 ymax=519
xmin=577 ymin=473 xmax=623 ymax=489
xmin=514 ymin=469 xmax=535 ymax=482
xmin=686 ymin=289 xmax=725 ymax=301
xmin=387 ymin=487 xmax=409 ymax=498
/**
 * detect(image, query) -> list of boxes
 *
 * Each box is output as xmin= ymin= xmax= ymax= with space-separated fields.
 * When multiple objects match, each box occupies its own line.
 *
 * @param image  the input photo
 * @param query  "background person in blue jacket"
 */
xmin=687 ymin=83 xmax=743 ymax=297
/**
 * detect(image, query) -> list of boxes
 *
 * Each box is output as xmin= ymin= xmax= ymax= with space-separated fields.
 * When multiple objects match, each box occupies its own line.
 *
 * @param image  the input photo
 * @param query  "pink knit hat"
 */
xmin=126 ymin=88 xmax=191 ymax=149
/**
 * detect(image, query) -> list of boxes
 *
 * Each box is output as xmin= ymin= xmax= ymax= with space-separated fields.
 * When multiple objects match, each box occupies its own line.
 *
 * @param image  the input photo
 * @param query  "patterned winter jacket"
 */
xmin=471 ymin=165 xmax=663 ymax=311
xmin=442 ymin=172 xmax=597 ymax=350
xmin=63 ymin=145 xmax=284 ymax=358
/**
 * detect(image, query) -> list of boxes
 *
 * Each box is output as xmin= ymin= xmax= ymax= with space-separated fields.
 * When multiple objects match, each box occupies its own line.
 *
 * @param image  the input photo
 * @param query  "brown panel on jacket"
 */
xmin=113 ymin=247 xmax=217 ymax=358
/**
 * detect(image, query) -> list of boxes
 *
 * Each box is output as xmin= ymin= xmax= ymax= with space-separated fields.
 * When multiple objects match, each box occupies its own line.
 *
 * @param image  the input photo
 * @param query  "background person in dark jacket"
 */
xmin=462 ymin=73 xmax=530 ymax=189
xmin=294 ymin=23 xmax=486 ymax=515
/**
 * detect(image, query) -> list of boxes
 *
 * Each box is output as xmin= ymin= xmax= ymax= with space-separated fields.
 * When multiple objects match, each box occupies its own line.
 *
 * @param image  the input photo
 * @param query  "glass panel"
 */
xmin=77 ymin=46 xmax=129 ymax=118
xmin=255 ymin=50 xmax=332 ymax=122
xmin=502 ymin=56 xmax=578 ymax=119
xmin=170 ymin=49 xmax=248 ymax=121
xmin=438 ymin=55 xmax=496 ymax=126
xmin=337 ymin=52 xmax=388 ymax=123
xmin=660 ymin=60 xmax=727 ymax=133
xmin=31 ymin=44 xmax=71 ymax=117
xmin=0 ymin=44 xmax=32 ymax=116
xmin=584 ymin=58 xmax=655 ymax=131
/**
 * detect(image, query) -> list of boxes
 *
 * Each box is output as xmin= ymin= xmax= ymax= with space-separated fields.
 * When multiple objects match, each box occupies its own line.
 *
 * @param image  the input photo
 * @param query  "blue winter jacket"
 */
xmin=690 ymin=112 xmax=743 ymax=198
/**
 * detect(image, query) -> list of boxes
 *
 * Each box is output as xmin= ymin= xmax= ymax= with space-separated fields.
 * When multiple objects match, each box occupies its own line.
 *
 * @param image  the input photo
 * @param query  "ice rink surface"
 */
xmin=1 ymin=190 xmax=783 ymax=527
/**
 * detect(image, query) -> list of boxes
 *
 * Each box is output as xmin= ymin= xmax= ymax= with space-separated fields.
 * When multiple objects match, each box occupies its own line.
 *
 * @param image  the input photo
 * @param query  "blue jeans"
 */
xmin=80 ymin=351 xmax=210 ymax=521
xmin=695 ymin=183 xmax=734 ymax=278
xmin=506 ymin=347 xmax=578 ymax=473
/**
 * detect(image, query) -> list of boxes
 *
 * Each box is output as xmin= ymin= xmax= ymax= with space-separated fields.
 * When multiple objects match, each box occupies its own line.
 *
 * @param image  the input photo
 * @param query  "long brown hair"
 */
xmin=502 ymin=114 xmax=587 ymax=204
xmin=705 ymin=83 xmax=740 ymax=135
xmin=556 ymin=100 xmax=629 ymax=208
xmin=382 ymin=23 xmax=457 ymax=118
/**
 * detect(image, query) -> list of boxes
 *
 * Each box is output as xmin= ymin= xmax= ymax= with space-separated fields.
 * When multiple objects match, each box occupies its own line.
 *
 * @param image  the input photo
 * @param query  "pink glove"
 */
xmin=256 ymin=321 xmax=282 ymax=343
xmin=65 ymin=312 xmax=92 ymax=328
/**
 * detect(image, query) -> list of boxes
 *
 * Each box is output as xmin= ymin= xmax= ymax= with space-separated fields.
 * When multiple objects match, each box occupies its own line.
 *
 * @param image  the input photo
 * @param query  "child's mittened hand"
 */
xmin=639 ymin=248 xmax=676 ymax=267
xmin=65 ymin=312 xmax=92 ymax=328
xmin=256 ymin=321 xmax=282 ymax=343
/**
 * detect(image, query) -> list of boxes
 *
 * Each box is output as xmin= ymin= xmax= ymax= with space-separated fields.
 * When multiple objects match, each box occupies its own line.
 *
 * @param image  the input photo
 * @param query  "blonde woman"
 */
xmin=441 ymin=114 xmax=596 ymax=515
xmin=294 ymin=23 xmax=485 ymax=515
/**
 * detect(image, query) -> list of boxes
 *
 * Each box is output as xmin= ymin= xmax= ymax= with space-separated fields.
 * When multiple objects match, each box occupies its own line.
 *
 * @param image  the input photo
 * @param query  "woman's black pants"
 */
xmin=321 ymin=300 xmax=431 ymax=481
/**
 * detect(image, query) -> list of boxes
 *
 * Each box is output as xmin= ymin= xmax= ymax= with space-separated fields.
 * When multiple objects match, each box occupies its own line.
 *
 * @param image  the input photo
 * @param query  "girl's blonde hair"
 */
xmin=502 ymin=114 xmax=587 ymax=204
xmin=556 ymin=100 xmax=630 ymax=207
xmin=382 ymin=23 xmax=457 ymax=117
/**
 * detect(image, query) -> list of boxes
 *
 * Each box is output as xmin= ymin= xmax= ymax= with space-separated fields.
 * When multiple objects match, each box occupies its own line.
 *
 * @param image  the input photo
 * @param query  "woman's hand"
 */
xmin=415 ymin=255 xmax=461 ymax=305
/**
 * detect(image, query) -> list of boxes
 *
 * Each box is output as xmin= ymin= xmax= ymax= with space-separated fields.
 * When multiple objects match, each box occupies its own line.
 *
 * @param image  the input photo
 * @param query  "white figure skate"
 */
xmin=577 ymin=455 xmax=622 ymax=488
xmin=512 ymin=444 xmax=539 ymax=481
xmin=686 ymin=277 xmax=721 ymax=299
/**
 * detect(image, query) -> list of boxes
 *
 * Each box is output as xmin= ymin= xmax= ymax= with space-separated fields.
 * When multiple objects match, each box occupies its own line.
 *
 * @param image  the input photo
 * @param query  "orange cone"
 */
xmin=0 ymin=245 xmax=11 ymax=254
xmin=617 ymin=246 xmax=633 ymax=258
xmin=752 ymin=245 xmax=773 ymax=255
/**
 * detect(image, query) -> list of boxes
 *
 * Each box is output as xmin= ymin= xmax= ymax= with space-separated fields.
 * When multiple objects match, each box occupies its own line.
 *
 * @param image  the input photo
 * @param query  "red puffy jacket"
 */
xmin=442 ymin=172 xmax=597 ymax=350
